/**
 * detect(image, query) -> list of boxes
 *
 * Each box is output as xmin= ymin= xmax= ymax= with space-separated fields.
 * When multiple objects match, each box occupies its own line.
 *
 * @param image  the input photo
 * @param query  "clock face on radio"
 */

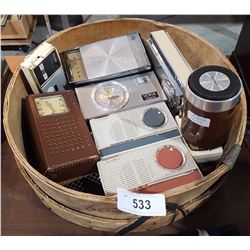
xmin=35 ymin=95 xmax=69 ymax=117
xmin=92 ymin=81 xmax=129 ymax=111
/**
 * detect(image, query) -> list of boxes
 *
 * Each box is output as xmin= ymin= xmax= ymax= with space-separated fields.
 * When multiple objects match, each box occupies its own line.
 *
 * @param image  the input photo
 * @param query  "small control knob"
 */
xmin=156 ymin=146 xmax=184 ymax=170
xmin=143 ymin=108 xmax=165 ymax=128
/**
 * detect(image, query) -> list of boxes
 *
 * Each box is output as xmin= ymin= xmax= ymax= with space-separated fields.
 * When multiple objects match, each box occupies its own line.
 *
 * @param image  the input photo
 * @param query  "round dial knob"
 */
xmin=143 ymin=108 xmax=165 ymax=128
xmin=156 ymin=146 xmax=184 ymax=170
xmin=92 ymin=81 xmax=129 ymax=111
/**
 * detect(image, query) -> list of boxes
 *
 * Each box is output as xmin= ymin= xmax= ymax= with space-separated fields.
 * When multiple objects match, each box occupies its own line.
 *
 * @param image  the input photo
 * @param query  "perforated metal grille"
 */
xmin=64 ymin=172 xmax=104 ymax=195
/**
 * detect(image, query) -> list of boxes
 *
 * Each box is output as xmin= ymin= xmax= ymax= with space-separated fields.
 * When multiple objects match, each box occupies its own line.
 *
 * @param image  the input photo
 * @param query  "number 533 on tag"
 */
xmin=117 ymin=188 xmax=166 ymax=216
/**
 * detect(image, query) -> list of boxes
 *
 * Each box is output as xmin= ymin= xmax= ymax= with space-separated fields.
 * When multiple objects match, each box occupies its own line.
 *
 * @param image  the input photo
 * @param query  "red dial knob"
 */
xmin=156 ymin=146 xmax=184 ymax=170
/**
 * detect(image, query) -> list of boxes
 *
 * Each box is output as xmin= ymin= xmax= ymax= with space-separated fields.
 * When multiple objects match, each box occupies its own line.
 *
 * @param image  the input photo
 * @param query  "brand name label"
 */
xmin=141 ymin=91 xmax=159 ymax=101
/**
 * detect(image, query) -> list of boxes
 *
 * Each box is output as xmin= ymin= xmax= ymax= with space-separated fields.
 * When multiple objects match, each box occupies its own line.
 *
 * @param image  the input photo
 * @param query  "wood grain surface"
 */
xmin=2 ymin=139 xmax=250 ymax=235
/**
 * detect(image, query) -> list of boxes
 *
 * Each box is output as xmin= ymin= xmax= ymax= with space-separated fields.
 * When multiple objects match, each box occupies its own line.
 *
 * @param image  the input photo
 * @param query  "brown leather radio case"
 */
xmin=24 ymin=90 xmax=99 ymax=183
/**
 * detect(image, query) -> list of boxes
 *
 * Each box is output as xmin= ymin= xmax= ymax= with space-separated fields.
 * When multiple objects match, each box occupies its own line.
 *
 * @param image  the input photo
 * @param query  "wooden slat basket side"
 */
xmin=3 ymin=18 xmax=247 ymax=231
xmin=16 ymin=157 xmax=223 ymax=233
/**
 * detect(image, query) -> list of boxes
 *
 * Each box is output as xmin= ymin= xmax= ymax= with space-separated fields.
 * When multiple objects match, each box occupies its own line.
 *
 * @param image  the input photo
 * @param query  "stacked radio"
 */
xmin=21 ymin=30 xmax=242 ymax=196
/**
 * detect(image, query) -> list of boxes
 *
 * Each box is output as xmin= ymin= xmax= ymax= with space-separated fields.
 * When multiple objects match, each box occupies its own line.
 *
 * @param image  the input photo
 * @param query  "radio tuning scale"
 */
xmin=65 ymin=50 xmax=87 ymax=82
xmin=35 ymin=95 xmax=69 ymax=117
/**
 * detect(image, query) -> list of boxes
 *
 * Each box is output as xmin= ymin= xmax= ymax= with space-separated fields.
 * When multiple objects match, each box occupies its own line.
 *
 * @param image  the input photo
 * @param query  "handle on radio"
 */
xmin=220 ymin=144 xmax=241 ymax=170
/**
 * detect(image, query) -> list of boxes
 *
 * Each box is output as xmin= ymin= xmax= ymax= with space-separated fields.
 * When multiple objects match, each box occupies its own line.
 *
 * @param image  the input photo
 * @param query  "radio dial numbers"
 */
xmin=35 ymin=95 xmax=69 ymax=117
xmin=66 ymin=51 xmax=86 ymax=81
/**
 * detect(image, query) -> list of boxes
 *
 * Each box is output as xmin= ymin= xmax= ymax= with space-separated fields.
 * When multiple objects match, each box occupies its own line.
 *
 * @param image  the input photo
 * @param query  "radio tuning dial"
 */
xmin=156 ymin=146 xmax=184 ymax=170
xmin=92 ymin=81 xmax=129 ymax=111
xmin=35 ymin=95 xmax=69 ymax=117
xmin=143 ymin=108 xmax=165 ymax=128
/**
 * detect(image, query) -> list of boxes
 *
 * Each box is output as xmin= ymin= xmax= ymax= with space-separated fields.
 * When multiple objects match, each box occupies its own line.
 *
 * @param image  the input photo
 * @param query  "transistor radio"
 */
xmin=97 ymin=137 xmax=203 ymax=195
xmin=60 ymin=32 xmax=151 ymax=87
xmin=75 ymin=71 xmax=166 ymax=120
xmin=21 ymin=42 xmax=67 ymax=94
xmin=146 ymin=30 xmax=193 ymax=115
xmin=90 ymin=102 xmax=180 ymax=159
xmin=24 ymin=90 xmax=99 ymax=183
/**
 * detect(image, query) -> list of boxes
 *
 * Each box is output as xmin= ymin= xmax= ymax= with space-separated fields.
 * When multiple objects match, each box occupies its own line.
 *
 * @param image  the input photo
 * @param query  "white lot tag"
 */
xmin=188 ymin=110 xmax=211 ymax=128
xmin=117 ymin=188 xmax=166 ymax=216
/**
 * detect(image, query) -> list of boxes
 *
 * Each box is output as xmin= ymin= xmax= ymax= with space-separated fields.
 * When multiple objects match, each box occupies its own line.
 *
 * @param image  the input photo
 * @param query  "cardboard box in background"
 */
xmin=1 ymin=15 xmax=33 ymax=39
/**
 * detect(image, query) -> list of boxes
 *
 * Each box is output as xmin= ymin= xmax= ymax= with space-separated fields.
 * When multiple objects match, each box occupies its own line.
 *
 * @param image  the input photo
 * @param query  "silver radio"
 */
xmin=75 ymin=71 xmax=166 ymax=120
xmin=90 ymin=102 xmax=180 ymax=159
xmin=21 ymin=42 xmax=67 ymax=94
xmin=146 ymin=30 xmax=193 ymax=115
xmin=97 ymin=137 xmax=203 ymax=195
xmin=61 ymin=32 xmax=151 ymax=87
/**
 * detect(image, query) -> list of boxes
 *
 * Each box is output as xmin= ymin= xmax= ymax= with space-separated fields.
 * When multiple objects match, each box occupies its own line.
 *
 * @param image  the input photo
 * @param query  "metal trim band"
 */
xmin=100 ymin=129 xmax=181 ymax=158
xmin=185 ymin=84 xmax=242 ymax=113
